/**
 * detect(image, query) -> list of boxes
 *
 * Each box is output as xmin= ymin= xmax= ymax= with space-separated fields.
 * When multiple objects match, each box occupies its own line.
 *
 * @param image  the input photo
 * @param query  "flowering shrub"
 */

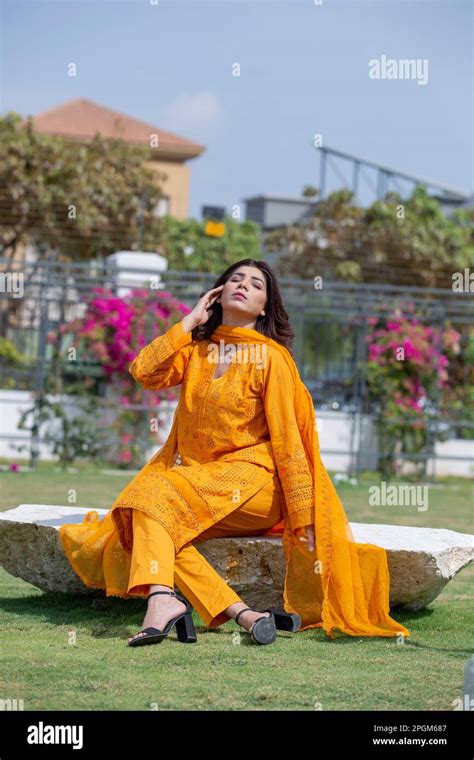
xmin=60 ymin=287 xmax=191 ymax=467
xmin=365 ymin=310 xmax=461 ymax=477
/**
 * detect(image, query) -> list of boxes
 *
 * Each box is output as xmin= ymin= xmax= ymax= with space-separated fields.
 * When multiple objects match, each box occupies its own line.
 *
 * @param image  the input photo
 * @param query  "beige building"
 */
xmin=26 ymin=97 xmax=205 ymax=219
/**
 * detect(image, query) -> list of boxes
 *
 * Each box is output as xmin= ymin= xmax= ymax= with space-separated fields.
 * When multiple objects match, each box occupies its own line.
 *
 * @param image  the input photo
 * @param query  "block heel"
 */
xmin=264 ymin=607 xmax=301 ymax=632
xmin=176 ymin=611 xmax=198 ymax=643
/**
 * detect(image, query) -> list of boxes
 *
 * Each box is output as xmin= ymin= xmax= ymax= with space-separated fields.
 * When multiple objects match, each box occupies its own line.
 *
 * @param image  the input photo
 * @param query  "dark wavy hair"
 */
xmin=192 ymin=259 xmax=295 ymax=357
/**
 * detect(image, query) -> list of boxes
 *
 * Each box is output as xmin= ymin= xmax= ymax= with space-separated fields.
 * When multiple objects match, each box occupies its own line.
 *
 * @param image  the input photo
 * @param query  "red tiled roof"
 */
xmin=24 ymin=97 xmax=205 ymax=161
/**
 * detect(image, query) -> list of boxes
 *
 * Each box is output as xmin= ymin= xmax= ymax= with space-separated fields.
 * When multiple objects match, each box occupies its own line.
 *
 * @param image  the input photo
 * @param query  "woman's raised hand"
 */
xmin=294 ymin=524 xmax=315 ymax=552
xmin=181 ymin=285 xmax=225 ymax=332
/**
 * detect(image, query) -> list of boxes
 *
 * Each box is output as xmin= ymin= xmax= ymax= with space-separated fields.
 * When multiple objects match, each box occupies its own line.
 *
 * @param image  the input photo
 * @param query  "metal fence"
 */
xmin=0 ymin=255 xmax=473 ymax=477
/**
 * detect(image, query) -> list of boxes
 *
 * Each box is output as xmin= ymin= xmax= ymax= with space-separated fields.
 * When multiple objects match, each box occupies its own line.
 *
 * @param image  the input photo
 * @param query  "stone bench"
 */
xmin=0 ymin=504 xmax=472 ymax=611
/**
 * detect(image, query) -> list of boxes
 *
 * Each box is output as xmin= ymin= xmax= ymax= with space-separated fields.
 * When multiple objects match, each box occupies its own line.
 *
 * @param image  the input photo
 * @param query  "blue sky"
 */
xmin=1 ymin=0 xmax=472 ymax=220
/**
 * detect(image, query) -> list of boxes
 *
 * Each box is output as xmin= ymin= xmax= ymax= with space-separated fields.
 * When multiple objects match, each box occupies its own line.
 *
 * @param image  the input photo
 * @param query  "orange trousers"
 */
xmin=127 ymin=476 xmax=283 ymax=628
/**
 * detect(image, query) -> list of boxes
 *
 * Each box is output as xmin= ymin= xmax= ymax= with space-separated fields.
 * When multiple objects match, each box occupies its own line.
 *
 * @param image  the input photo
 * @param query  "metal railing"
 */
xmin=0 ymin=255 xmax=473 ymax=477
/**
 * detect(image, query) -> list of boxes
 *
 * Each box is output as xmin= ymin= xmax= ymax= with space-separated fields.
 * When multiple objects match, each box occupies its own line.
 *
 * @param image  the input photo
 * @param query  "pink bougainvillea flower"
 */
xmin=368 ymin=343 xmax=384 ymax=360
xmin=366 ymin=311 xmax=456 ymax=430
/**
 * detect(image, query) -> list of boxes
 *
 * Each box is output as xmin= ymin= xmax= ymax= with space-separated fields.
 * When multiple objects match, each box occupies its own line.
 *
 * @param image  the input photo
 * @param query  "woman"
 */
xmin=59 ymin=259 xmax=410 ymax=647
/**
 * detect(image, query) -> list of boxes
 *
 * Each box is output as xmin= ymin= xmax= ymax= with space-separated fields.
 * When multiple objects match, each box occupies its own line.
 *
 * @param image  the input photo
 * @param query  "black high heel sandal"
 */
xmin=263 ymin=607 xmax=302 ymax=633
xmin=235 ymin=607 xmax=277 ymax=645
xmin=128 ymin=590 xmax=197 ymax=647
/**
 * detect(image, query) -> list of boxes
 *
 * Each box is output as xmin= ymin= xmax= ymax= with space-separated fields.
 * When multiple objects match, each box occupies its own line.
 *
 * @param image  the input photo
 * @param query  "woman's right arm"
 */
xmin=129 ymin=286 xmax=224 ymax=390
xmin=128 ymin=318 xmax=195 ymax=390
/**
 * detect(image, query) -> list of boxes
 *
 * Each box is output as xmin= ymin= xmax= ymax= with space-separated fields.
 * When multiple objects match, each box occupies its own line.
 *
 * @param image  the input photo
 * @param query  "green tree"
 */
xmin=0 ymin=110 xmax=170 ymax=338
xmin=0 ymin=111 xmax=168 ymax=263
xmin=159 ymin=215 xmax=262 ymax=271
xmin=266 ymin=185 xmax=474 ymax=288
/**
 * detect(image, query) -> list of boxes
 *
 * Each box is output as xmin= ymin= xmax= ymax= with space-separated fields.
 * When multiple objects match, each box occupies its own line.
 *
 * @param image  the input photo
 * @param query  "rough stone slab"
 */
xmin=0 ymin=504 xmax=472 ymax=612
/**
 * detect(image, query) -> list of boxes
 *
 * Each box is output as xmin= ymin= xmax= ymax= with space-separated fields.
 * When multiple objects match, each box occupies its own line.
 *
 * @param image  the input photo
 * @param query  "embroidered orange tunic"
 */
xmin=109 ymin=319 xmax=315 ymax=553
xmin=59 ymin=320 xmax=314 ymax=604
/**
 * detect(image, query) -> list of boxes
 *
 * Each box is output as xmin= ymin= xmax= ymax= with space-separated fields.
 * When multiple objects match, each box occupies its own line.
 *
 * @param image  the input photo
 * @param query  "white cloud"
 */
xmin=162 ymin=91 xmax=223 ymax=131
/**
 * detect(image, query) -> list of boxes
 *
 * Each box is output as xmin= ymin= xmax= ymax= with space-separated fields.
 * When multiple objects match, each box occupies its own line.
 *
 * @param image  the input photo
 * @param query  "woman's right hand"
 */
xmin=181 ymin=285 xmax=224 ymax=331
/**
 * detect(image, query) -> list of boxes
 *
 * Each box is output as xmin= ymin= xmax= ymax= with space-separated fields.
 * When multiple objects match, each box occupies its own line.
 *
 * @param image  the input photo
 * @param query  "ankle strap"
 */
xmin=148 ymin=590 xmax=177 ymax=599
xmin=235 ymin=607 xmax=252 ymax=626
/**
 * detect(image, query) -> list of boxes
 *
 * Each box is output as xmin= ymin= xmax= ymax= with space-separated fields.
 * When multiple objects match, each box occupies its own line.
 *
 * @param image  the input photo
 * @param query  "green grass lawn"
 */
xmin=0 ymin=462 xmax=472 ymax=711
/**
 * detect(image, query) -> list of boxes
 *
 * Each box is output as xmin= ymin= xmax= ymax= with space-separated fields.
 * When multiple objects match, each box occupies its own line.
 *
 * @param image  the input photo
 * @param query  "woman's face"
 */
xmin=218 ymin=265 xmax=268 ymax=324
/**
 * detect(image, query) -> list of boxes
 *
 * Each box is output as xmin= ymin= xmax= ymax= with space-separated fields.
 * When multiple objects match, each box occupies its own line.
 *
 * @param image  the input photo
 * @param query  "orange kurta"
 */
xmin=59 ymin=320 xmax=313 ymax=603
xmin=108 ymin=319 xmax=315 ymax=554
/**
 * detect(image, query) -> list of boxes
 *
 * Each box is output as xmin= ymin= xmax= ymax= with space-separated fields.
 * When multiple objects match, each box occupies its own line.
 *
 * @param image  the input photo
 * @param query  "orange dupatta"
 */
xmin=210 ymin=324 xmax=410 ymax=640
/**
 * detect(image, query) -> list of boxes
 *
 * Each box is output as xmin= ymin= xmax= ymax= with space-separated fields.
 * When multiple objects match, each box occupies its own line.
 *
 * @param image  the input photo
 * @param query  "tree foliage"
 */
xmin=160 ymin=215 xmax=261 ymax=272
xmin=266 ymin=186 xmax=474 ymax=288
xmin=0 ymin=111 xmax=167 ymax=262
